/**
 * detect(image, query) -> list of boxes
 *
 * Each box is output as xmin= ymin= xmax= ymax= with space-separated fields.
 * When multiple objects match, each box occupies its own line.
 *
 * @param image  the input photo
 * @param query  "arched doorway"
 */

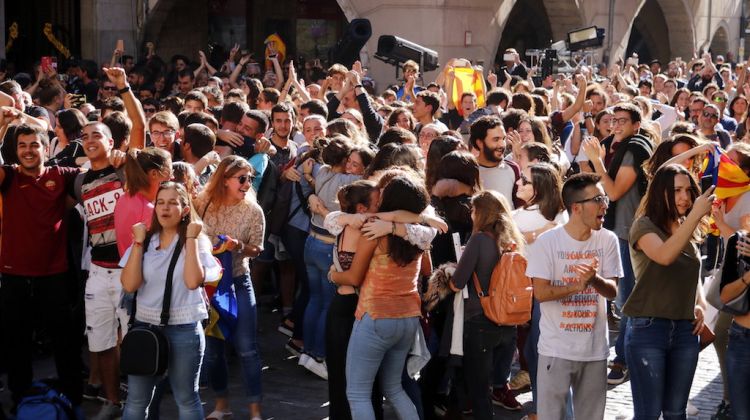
xmin=626 ymin=0 xmax=670 ymax=64
xmin=710 ymin=25 xmax=729 ymax=56
xmin=495 ymin=0 xmax=552 ymax=68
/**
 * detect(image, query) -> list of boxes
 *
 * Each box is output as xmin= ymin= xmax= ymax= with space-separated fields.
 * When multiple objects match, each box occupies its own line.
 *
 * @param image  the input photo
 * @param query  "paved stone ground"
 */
xmin=0 ymin=300 xmax=726 ymax=419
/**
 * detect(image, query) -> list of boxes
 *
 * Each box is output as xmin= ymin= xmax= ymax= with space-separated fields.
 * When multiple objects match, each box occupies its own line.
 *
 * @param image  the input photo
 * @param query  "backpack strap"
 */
xmin=472 ymin=273 xmax=489 ymax=297
xmin=73 ymin=172 xmax=86 ymax=204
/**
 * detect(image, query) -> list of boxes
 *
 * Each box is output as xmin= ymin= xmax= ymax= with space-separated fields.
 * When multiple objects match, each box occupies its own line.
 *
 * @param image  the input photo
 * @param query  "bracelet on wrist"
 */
xmin=391 ymin=222 xmax=397 ymax=235
xmin=186 ymin=236 xmax=198 ymax=239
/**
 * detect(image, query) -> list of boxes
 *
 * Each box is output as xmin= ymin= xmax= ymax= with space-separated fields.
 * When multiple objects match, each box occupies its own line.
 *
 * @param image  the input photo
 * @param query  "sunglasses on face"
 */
xmin=713 ymin=97 xmax=726 ymax=103
xmin=702 ymin=111 xmax=719 ymax=119
xmin=102 ymin=86 xmax=118 ymax=91
xmin=143 ymin=107 xmax=157 ymax=113
xmin=228 ymin=174 xmax=254 ymax=184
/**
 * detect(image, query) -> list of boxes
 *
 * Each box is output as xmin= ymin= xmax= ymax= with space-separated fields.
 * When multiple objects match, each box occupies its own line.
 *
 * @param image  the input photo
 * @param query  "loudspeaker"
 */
xmin=328 ymin=19 xmax=372 ymax=68
xmin=374 ymin=35 xmax=439 ymax=72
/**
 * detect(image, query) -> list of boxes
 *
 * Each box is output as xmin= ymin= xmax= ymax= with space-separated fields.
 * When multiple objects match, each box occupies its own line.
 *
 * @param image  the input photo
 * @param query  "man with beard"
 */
xmin=527 ymin=173 xmax=621 ymax=420
xmin=469 ymin=115 xmax=520 ymax=208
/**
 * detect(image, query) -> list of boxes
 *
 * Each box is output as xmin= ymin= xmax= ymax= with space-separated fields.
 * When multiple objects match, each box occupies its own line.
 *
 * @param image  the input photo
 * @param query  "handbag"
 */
xmin=706 ymin=240 xmax=750 ymax=316
xmin=120 ymin=235 xmax=182 ymax=376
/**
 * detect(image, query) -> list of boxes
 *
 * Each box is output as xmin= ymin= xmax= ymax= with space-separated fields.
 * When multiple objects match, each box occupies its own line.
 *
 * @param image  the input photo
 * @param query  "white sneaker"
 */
xmin=298 ymin=353 xmax=311 ymax=367
xmin=304 ymin=357 xmax=328 ymax=380
xmin=92 ymin=401 xmax=122 ymax=420
xmin=687 ymin=401 xmax=699 ymax=416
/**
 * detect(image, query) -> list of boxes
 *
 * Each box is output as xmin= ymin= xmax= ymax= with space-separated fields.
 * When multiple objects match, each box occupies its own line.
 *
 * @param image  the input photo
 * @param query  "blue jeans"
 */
xmin=303 ymin=235 xmax=336 ymax=358
xmin=625 ymin=317 xmax=699 ymax=420
xmin=346 ymin=314 xmax=420 ymax=420
xmin=282 ymin=225 xmax=310 ymax=341
xmin=123 ymin=322 xmax=205 ymax=420
xmin=614 ymin=237 xmax=635 ymax=366
xmin=727 ymin=322 xmax=750 ymax=420
xmin=203 ymin=274 xmax=262 ymax=403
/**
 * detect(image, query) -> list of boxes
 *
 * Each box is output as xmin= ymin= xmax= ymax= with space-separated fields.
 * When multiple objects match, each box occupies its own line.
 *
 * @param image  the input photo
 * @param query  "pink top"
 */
xmin=114 ymin=192 xmax=154 ymax=256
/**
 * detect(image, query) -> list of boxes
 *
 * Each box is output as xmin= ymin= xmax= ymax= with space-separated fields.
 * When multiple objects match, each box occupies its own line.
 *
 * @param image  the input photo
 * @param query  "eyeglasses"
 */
xmin=150 ymin=130 xmax=175 ymax=138
xmin=702 ymin=111 xmax=719 ymax=119
xmin=575 ymin=195 xmax=610 ymax=206
xmin=612 ymin=117 xmax=632 ymax=126
xmin=227 ymin=174 xmax=254 ymax=184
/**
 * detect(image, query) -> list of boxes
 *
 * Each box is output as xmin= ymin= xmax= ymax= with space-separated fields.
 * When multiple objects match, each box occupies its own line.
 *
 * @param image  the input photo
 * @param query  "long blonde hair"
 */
xmin=471 ymin=190 xmax=525 ymax=254
xmin=199 ymin=155 xmax=256 ymax=210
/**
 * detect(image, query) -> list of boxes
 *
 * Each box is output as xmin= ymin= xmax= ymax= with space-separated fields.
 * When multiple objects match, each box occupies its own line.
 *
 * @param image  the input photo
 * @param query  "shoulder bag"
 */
xmin=120 ymin=235 xmax=182 ymax=376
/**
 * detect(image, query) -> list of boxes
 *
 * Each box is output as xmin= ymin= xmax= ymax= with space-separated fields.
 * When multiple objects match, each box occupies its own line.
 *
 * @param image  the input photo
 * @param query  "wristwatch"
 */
xmin=584 ymin=112 xmax=593 ymax=119
xmin=117 ymin=85 xmax=131 ymax=95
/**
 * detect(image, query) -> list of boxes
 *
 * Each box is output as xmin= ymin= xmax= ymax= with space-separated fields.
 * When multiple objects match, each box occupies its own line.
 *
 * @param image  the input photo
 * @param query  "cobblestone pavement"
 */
xmin=1 ymin=304 xmax=726 ymax=419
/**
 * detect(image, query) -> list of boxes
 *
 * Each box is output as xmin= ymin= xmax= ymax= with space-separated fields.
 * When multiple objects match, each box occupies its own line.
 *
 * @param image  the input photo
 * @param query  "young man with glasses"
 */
xmin=710 ymin=90 xmax=737 ymax=133
xmin=148 ymin=110 xmax=181 ymax=160
xmin=699 ymin=103 xmax=731 ymax=148
xmin=581 ymin=102 xmax=654 ymax=385
xmin=526 ymin=173 xmax=622 ymax=419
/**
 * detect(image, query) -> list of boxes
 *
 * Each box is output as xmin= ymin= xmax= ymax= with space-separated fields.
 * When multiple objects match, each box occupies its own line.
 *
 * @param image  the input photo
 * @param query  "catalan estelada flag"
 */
xmin=450 ymin=67 xmax=486 ymax=115
xmin=205 ymin=235 xmax=237 ymax=341
xmin=701 ymin=147 xmax=750 ymax=199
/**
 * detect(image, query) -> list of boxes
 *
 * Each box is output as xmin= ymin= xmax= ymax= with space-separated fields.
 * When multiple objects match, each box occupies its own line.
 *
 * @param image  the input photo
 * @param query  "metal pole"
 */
xmin=706 ymin=0 xmax=714 ymax=51
xmin=606 ymin=0 xmax=615 ymax=65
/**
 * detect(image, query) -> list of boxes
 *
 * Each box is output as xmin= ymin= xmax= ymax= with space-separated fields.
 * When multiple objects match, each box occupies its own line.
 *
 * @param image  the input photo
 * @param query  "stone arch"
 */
xmin=141 ymin=0 xmax=208 ymax=63
xmin=710 ymin=23 xmax=730 ymax=56
xmin=613 ymin=0 xmax=695 ymax=65
xmin=493 ymin=0 xmax=583 ymax=66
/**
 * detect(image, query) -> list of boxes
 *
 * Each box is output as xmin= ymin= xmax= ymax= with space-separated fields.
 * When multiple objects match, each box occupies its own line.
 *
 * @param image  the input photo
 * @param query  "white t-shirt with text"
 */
xmin=526 ymin=225 xmax=623 ymax=361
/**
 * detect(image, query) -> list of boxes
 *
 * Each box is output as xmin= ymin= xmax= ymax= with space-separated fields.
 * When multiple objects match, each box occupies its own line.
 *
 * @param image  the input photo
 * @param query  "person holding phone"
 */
xmin=497 ymin=48 xmax=527 ymax=86
xmin=623 ymin=164 xmax=713 ymax=419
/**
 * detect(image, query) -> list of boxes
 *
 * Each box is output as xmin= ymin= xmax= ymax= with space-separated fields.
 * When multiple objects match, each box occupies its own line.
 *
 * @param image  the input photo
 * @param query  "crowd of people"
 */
xmin=0 ymin=40 xmax=749 ymax=420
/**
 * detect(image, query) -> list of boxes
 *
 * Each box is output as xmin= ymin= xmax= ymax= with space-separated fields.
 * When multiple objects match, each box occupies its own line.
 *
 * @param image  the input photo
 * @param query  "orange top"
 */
xmin=355 ymin=240 xmax=422 ymax=320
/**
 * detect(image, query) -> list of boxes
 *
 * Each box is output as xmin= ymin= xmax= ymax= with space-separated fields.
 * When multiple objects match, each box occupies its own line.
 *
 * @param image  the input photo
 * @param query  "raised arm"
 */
xmin=636 ymin=186 xmax=714 ymax=266
xmin=121 ymin=223 xmax=147 ymax=293
xmin=561 ymin=74 xmax=588 ymax=122
xmin=582 ymin=137 xmax=637 ymax=201
xmin=103 ymin=67 xmax=146 ymax=150
xmin=182 ymin=222 xmax=206 ymax=290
